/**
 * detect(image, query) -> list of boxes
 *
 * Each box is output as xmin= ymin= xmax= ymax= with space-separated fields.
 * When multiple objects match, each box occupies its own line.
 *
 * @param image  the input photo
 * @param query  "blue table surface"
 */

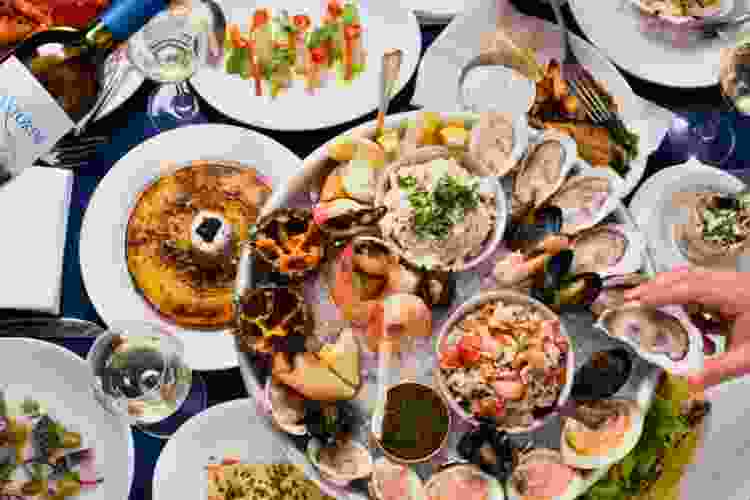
xmin=4 ymin=6 xmax=750 ymax=500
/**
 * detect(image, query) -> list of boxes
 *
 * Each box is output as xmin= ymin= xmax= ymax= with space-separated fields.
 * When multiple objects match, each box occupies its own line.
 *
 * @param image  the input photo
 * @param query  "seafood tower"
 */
xmin=190 ymin=211 xmax=233 ymax=266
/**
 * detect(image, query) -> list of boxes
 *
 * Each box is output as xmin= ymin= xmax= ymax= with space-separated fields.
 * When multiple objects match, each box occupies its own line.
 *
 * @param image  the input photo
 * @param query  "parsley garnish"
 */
xmin=398 ymin=174 xmax=480 ymax=240
xmin=305 ymin=25 xmax=335 ymax=49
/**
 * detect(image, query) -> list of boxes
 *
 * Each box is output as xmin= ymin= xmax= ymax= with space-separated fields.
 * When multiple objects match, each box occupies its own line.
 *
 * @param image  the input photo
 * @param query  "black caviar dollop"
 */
xmin=195 ymin=217 xmax=222 ymax=243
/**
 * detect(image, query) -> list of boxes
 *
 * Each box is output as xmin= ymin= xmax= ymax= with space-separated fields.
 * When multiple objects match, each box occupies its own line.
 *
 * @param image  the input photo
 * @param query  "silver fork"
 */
xmin=35 ymin=135 xmax=107 ymax=169
xmin=549 ymin=0 xmax=628 ymax=135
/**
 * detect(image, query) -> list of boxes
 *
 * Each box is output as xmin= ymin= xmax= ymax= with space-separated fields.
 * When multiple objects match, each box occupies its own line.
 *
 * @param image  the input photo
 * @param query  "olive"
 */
xmin=61 ymin=431 xmax=82 ymax=449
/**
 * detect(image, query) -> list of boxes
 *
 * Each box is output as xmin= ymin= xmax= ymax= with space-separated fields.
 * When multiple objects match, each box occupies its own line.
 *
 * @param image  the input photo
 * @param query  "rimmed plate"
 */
xmin=236 ymin=109 xmax=670 ymax=500
xmin=0 ymin=338 xmax=134 ymax=500
xmin=152 ymin=398 xmax=289 ymax=500
xmin=628 ymin=158 xmax=750 ymax=272
xmin=79 ymin=124 xmax=303 ymax=371
xmin=190 ymin=0 xmax=421 ymax=131
xmin=568 ymin=0 xmax=746 ymax=88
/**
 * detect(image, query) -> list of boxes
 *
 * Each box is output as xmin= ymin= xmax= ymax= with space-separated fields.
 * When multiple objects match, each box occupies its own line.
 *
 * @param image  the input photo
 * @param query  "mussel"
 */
xmin=251 ymin=208 xmax=324 ymax=280
xmin=456 ymin=419 xmax=516 ymax=481
xmin=570 ymin=348 xmax=633 ymax=400
xmin=531 ymin=249 xmax=603 ymax=312
xmin=506 ymin=205 xmax=563 ymax=253
xmin=302 ymin=400 xmax=359 ymax=447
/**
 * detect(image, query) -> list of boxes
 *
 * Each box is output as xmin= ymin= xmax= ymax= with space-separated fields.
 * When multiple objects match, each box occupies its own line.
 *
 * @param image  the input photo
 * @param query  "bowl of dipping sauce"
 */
xmin=372 ymin=382 xmax=451 ymax=464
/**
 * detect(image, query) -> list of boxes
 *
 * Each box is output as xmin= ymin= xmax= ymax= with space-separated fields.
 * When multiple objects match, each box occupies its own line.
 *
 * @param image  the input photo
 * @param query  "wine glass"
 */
xmin=0 ymin=107 xmax=17 ymax=187
xmin=126 ymin=0 xmax=210 ymax=133
xmin=86 ymin=321 xmax=207 ymax=439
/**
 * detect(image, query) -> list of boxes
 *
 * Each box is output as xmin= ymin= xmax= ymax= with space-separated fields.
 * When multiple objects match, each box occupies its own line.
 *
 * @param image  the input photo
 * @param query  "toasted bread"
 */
xmin=272 ymin=352 xmax=356 ymax=401
xmin=318 ymin=328 xmax=361 ymax=389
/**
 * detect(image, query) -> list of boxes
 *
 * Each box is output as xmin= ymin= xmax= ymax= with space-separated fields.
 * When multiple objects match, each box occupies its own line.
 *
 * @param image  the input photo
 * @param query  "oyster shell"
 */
xmin=511 ymin=130 xmax=576 ymax=217
xmin=595 ymin=303 xmax=704 ymax=374
xmin=590 ymin=273 xmax=650 ymax=318
xmin=467 ymin=111 xmax=529 ymax=177
xmin=312 ymin=199 xmax=386 ymax=240
xmin=266 ymin=378 xmax=307 ymax=436
xmin=251 ymin=208 xmax=324 ymax=280
xmin=306 ymin=438 xmax=373 ymax=486
xmin=560 ymin=398 xmax=644 ymax=469
xmin=505 ymin=448 xmax=585 ymax=500
xmin=544 ymin=165 xmax=624 ymax=234
xmin=571 ymin=223 xmax=645 ymax=277
xmin=369 ymin=457 xmax=427 ymax=500
xmin=425 ymin=464 xmax=505 ymax=500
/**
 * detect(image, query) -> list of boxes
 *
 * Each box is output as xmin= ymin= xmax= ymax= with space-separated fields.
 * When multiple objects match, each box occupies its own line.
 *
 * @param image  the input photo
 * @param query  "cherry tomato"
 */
xmin=344 ymin=24 xmax=362 ymax=40
xmin=458 ymin=333 xmax=481 ymax=364
xmin=327 ymin=0 xmax=343 ymax=18
xmin=293 ymin=14 xmax=311 ymax=31
xmin=310 ymin=47 xmax=326 ymax=64
xmin=253 ymin=9 xmax=269 ymax=28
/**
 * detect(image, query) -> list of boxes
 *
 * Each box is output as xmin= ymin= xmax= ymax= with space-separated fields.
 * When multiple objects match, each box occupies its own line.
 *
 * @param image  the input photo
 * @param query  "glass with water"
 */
xmin=87 ymin=321 xmax=206 ymax=438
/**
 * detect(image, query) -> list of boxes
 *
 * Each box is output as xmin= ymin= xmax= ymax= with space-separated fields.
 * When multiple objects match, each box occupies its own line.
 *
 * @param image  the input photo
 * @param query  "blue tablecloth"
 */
xmin=4 ymin=8 xmax=750 ymax=500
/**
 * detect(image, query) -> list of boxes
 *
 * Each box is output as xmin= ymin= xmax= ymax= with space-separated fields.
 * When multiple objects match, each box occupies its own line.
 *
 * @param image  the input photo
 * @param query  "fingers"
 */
xmin=624 ymin=267 xmax=692 ymax=302
xmin=688 ymin=346 xmax=750 ymax=389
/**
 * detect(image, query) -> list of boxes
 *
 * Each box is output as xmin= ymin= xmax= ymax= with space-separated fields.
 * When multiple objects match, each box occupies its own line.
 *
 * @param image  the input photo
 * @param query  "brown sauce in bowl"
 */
xmin=380 ymin=382 xmax=450 ymax=462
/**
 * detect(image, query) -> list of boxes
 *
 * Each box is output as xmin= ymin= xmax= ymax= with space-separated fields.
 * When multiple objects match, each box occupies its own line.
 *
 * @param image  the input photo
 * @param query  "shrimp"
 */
xmin=11 ymin=0 xmax=51 ymax=26
xmin=0 ymin=14 xmax=33 ymax=45
xmin=511 ymin=348 xmax=547 ymax=370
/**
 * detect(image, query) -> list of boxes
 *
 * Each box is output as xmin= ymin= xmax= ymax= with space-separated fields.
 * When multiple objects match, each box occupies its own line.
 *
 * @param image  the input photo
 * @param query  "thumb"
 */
xmin=688 ymin=347 xmax=750 ymax=389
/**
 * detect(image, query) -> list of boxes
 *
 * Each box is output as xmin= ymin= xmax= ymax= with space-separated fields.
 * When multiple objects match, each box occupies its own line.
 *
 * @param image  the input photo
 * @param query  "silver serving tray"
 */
xmin=233 ymin=115 xmax=662 ymax=499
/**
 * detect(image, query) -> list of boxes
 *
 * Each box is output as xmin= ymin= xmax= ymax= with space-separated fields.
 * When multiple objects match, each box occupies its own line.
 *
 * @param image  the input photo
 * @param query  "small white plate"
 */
xmin=152 ymin=399 xmax=289 ymax=500
xmin=628 ymin=158 xmax=749 ymax=272
xmin=79 ymin=124 xmax=303 ymax=371
xmin=568 ymin=0 xmax=746 ymax=88
xmin=0 ymin=338 xmax=134 ymax=500
xmin=190 ymin=0 xmax=421 ymax=131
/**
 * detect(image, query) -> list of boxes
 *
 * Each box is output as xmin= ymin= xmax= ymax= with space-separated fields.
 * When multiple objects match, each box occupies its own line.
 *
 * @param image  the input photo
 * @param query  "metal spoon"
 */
xmin=702 ymin=11 xmax=750 ymax=39
xmin=376 ymin=49 xmax=403 ymax=136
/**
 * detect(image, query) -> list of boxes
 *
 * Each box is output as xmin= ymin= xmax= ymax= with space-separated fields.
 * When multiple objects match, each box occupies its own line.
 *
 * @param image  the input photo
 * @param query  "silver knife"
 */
xmin=0 ymin=318 xmax=105 ymax=339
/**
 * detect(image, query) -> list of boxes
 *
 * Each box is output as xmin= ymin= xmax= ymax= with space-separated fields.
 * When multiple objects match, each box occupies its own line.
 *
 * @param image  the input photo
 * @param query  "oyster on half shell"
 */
xmin=590 ymin=273 xmax=650 ymax=318
xmin=511 ymin=130 xmax=576 ymax=217
xmin=505 ymin=449 xmax=585 ymax=500
xmin=595 ymin=303 xmax=704 ymax=374
xmin=571 ymin=224 xmax=645 ymax=277
xmin=266 ymin=378 xmax=307 ymax=436
xmin=544 ymin=166 xmax=623 ymax=234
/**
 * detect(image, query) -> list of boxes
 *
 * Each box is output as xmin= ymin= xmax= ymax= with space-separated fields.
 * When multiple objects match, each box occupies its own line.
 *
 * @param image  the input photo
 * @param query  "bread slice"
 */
xmin=317 ymin=328 xmax=361 ymax=389
xmin=272 ymin=352 xmax=356 ymax=402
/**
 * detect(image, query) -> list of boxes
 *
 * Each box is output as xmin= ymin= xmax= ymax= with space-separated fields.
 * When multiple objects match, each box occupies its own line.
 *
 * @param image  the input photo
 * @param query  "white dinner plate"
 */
xmin=568 ymin=0 xmax=747 ymax=88
xmin=628 ymin=158 xmax=750 ymax=272
xmin=190 ymin=0 xmax=421 ymax=131
xmin=0 ymin=338 xmax=134 ymax=500
xmin=152 ymin=398 xmax=289 ymax=500
xmin=79 ymin=124 xmax=303 ymax=371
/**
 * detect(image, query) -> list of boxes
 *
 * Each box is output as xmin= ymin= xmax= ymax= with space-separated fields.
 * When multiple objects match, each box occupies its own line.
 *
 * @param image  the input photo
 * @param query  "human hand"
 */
xmin=624 ymin=266 xmax=750 ymax=389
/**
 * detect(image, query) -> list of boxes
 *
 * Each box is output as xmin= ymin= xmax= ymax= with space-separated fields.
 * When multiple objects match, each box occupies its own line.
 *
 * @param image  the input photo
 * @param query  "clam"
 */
xmin=425 ymin=464 xmax=505 ymax=500
xmin=590 ymin=273 xmax=650 ymax=317
xmin=467 ymin=111 xmax=528 ymax=177
xmin=570 ymin=348 xmax=633 ymax=400
xmin=306 ymin=438 xmax=373 ymax=486
xmin=570 ymin=223 xmax=645 ymax=277
xmin=505 ymin=449 xmax=585 ymax=500
xmin=595 ymin=303 xmax=705 ymax=374
xmin=531 ymin=249 xmax=603 ymax=312
xmin=312 ymin=199 xmax=387 ymax=240
xmin=251 ymin=208 xmax=324 ymax=280
xmin=265 ymin=378 xmax=307 ymax=436
xmin=511 ymin=130 xmax=577 ymax=218
xmin=544 ymin=165 xmax=624 ymax=235
xmin=369 ymin=457 xmax=427 ymax=500
xmin=560 ymin=398 xmax=644 ymax=470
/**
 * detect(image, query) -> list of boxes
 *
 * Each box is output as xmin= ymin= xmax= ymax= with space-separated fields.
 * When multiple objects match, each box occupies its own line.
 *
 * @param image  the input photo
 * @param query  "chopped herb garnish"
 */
xmin=0 ymin=461 xmax=13 ymax=481
xmin=399 ymin=174 xmax=481 ymax=240
xmin=21 ymin=397 xmax=41 ymax=417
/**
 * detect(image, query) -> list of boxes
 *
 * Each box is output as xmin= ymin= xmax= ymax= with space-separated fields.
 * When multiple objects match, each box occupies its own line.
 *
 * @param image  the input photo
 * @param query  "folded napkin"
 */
xmin=412 ymin=0 xmax=674 ymax=150
xmin=0 ymin=167 xmax=73 ymax=314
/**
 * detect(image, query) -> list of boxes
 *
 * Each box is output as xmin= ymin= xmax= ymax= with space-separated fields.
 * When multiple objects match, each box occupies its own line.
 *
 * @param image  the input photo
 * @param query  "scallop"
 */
xmin=369 ymin=457 xmax=427 ymax=500
xmin=505 ymin=449 xmax=585 ymax=500
xmin=594 ymin=303 xmax=705 ymax=374
xmin=306 ymin=437 xmax=373 ymax=487
xmin=571 ymin=224 xmax=645 ymax=277
xmin=545 ymin=165 xmax=625 ymax=235
xmin=559 ymin=398 xmax=644 ymax=469
xmin=265 ymin=378 xmax=307 ymax=436
xmin=512 ymin=130 xmax=577 ymax=217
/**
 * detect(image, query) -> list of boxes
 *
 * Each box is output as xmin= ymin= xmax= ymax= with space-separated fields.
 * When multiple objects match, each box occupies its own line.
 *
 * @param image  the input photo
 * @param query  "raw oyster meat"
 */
xmin=571 ymin=223 xmax=645 ymax=277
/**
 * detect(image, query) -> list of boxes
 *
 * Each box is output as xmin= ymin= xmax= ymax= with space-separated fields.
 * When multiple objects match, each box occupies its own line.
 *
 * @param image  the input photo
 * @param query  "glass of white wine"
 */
xmin=126 ymin=0 xmax=210 ymax=132
xmin=87 ymin=321 xmax=207 ymax=439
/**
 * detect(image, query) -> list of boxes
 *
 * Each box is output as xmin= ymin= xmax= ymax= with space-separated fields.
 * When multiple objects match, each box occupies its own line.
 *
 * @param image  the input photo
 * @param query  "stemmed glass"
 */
xmin=87 ymin=321 xmax=207 ymax=439
xmin=0 ymin=107 xmax=17 ymax=186
xmin=127 ymin=0 xmax=210 ymax=133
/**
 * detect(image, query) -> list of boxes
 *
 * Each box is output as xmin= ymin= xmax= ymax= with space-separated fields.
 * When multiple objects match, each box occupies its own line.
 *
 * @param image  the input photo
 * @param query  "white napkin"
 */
xmin=412 ymin=0 xmax=674 ymax=151
xmin=0 ymin=167 xmax=73 ymax=314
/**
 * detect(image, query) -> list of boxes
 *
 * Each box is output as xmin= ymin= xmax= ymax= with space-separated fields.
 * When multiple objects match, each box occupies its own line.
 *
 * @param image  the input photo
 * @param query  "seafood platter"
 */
xmin=230 ymin=110 xmax=713 ymax=500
